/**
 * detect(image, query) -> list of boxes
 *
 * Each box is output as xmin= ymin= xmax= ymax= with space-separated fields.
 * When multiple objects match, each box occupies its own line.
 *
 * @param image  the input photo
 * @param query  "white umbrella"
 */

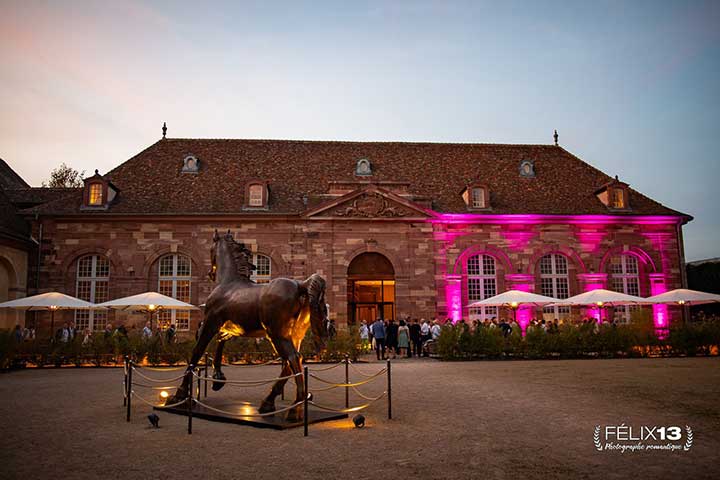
xmin=645 ymin=288 xmax=720 ymax=306
xmin=469 ymin=290 xmax=560 ymax=323
xmin=556 ymin=288 xmax=650 ymax=307
xmin=0 ymin=292 xmax=101 ymax=339
xmin=469 ymin=290 xmax=560 ymax=308
xmin=555 ymin=288 xmax=650 ymax=323
xmin=96 ymin=292 xmax=198 ymax=330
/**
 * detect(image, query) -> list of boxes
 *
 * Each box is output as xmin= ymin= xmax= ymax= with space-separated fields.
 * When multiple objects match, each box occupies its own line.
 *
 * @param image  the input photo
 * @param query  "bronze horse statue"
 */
xmin=166 ymin=230 xmax=329 ymax=420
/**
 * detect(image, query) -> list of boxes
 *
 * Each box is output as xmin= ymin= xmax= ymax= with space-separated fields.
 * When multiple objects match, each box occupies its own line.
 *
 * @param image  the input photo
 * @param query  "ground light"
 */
xmin=159 ymin=390 xmax=169 ymax=402
xmin=353 ymin=414 xmax=365 ymax=428
xmin=147 ymin=413 xmax=160 ymax=428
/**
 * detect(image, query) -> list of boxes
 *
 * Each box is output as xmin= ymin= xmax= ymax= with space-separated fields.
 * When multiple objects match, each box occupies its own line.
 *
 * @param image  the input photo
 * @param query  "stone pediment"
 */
xmin=304 ymin=186 xmax=435 ymax=219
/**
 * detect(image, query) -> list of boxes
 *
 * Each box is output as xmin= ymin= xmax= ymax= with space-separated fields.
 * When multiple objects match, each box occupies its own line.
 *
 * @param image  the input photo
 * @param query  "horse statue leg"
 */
xmin=258 ymin=359 xmax=290 ymax=414
xmin=261 ymin=338 xmax=305 ymax=421
xmin=166 ymin=317 xmax=218 ymax=405
xmin=211 ymin=338 xmax=228 ymax=391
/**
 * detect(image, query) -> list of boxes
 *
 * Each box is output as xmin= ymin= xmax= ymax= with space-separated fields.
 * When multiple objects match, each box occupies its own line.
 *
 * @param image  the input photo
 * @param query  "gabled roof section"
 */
xmin=21 ymin=138 xmax=690 ymax=219
xmin=304 ymin=185 xmax=436 ymax=219
xmin=0 ymin=158 xmax=30 ymax=190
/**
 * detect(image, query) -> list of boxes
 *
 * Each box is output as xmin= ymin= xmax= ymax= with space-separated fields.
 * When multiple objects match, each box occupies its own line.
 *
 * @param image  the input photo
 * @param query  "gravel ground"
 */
xmin=1 ymin=356 xmax=718 ymax=480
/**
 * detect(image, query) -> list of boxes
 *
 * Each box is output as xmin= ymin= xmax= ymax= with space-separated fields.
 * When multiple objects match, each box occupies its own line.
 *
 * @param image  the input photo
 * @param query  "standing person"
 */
xmin=82 ymin=328 xmax=92 ymax=346
xmin=359 ymin=321 xmax=370 ymax=352
xmin=370 ymin=318 xmax=386 ymax=360
xmin=385 ymin=319 xmax=399 ymax=359
xmin=430 ymin=320 xmax=442 ymax=340
xmin=327 ymin=319 xmax=337 ymax=339
xmin=397 ymin=320 xmax=410 ymax=358
xmin=166 ymin=324 xmax=176 ymax=343
xmin=59 ymin=322 xmax=71 ymax=343
xmin=409 ymin=318 xmax=421 ymax=358
xmin=142 ymin=321 xmax=153 ymax=340
xmin=13 ymin=324 xmax=23 ymax=343
xmin=420 ymin=318 xmax=430 ymax=344
xmin=104 ymin=323 xmax=113 ymax=339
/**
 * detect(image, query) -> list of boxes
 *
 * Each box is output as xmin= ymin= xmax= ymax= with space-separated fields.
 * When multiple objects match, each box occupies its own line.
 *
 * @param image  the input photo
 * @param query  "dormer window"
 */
xmin=610 ymin=188 xmax=625 ymax=209
xmin=181 ymin=155 xmax=200 ymax=173
xmin=471 ymin=187 xmax=486 ymax=208
xmin=248 ymin=184 xmax=263 ymax=206
xmin=462 ymin=184 xmax=490 ymax=210
xmin=88 ymin=183 xmax=103 ymax=205
xmin=244 ymin=181 xmax=269 ymax=209
xmin=595 ymin=176 xmax=630 ymax=211
xmin=355 ymin=158 xmax=372 ymax=176
xmin=519 ymin=160 xmax=535 ymax=178
xmin=81 ymin=169 xmax=118 ymax=210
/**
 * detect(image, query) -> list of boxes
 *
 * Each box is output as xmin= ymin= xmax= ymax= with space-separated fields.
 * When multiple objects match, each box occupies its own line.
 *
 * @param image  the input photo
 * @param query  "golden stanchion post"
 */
xmin=126 ymin=359 xmax=133 ymax=422
xmin=303 ymin=365 xmax=309 ymax=437
xmin=204 ymin=353 xmax=209 ymax=399
xmin=123 ymin=355 xmax=128 ymax=407
xmin=187 ymin=366 xmax=194 ymax=435
xmin=387 ymin=359 xmax=392 ymax=420
xmin=344 ymin=354 xmax=349 ymax=409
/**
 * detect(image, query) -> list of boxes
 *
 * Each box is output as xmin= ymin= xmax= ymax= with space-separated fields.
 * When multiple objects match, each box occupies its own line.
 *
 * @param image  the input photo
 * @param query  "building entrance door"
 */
xmin=347 ymin=253 xmax=395 ymax=325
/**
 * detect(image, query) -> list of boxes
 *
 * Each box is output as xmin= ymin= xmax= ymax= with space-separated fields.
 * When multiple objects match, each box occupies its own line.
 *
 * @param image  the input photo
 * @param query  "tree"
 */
xmin=42 ymin=163 xmax=85 ymax=188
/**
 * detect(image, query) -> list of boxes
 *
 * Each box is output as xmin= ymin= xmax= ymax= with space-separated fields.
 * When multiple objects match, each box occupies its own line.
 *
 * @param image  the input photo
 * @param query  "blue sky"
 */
xmin=0 ymin=0 xmax=718 ymax=260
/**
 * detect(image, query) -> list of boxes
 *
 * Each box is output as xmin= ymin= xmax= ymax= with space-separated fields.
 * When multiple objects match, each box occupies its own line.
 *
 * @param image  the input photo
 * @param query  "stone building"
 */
xmin=17 ymin=135 xmax=691 ymax=333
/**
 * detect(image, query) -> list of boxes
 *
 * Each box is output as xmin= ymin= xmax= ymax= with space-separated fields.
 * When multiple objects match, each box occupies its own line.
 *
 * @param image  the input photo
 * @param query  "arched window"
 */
xmin=158 ymin=254 xmax=191 ymax=331
xmin=539 ymin=254 xmax=571 ymax=320
xmin=609 ymin=254 xmax=640 ymax=323
xmin=466 ymin=254 xmax=497 ymax=321
xmin=250 ymin=254 xmax=272 ymax=284
xmin=248 ymin=184 xmax=264 ymax=207
xmin=75 ymin=255 xmax=109 ymax=331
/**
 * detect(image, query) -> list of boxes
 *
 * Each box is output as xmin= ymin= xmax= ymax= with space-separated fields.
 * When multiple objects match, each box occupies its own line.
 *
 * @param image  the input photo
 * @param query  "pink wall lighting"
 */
xmin=445 ymin=275 xmax=462 ymax=323
xmin=649 ymin=274 xmax=668 ymax=329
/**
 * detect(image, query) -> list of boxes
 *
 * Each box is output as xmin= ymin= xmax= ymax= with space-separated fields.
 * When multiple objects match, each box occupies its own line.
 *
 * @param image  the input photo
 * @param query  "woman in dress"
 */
xmin=397 ymin=319 xmax=410 ymax=358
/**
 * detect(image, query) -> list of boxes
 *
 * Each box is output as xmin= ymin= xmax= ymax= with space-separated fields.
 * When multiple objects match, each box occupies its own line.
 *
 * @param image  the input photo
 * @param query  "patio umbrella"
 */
xmin=645 ymin=288 xmax=720 ymax=306
xmin=555 ymin=288 xmax=650 ymax=322
xmin=469 ymin=290 xmax=560 ymax=322
xmin=0 ymin=292 xmax=100 ymax=339
xmin=96 ymin=292 xmax=198 ymax=331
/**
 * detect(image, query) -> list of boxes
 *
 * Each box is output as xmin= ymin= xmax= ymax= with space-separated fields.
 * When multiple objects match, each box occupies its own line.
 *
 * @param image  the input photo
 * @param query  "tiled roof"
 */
xmin=0 ymin=189 xmax=31 ymax=244
xmin=24 ymin=138 xmax=689 ymax=218
xmin=0 ymin=158 xmax=30 ymax=190
xmin=5 ymin=187 xmax=78 ymax=207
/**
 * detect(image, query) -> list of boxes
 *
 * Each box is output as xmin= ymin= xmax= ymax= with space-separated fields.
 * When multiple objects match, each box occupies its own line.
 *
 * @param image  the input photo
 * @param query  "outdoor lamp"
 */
xmin=147 ymin=413 xmax=160 ymax=428
xmin=159 ymin=390 xmax=169 ymax=402
xmin=353 ymin=414 xmax=365 ymax=428
xmin=596 ymin=301 xmax=604 ymax=307
xmin=148 ymin=304 xmax=157 ymax=311
xmin=677 ymin=300 xmax=686 ymax=305
xmin=510 ymin=302 xmax=518 ymax=308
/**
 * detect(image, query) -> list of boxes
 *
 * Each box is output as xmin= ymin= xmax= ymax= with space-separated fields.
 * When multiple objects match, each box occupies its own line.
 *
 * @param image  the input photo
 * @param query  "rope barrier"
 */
xmin=308 ymin=398 xmax=383 ymax=414
xmin=192 ymin=370 xmax=302 ymax=386
xmin=130 ymin=366 xmax=186 ymax=383
xmin=309 ymin=368 xmax=387 ymax=387
xmin=131 ymin=382 xmax=179 ymax=390
xmin=348 ymin=361 xmax=385 ymax=378
xmin=350 ymin=386 xmax=388 ymax=402
xmin=135 ymin=365 xmax=187 ymax=372
xmin=130 ymin=390 xmax=189 ymax=409
xmin=192 ymin=397 xmax=304 ymax=418
xmin=307 ymin=360 xmax=344 ymax=372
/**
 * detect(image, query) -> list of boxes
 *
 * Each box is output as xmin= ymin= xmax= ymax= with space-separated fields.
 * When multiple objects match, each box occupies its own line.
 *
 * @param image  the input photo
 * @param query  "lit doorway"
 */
xmin=347 ymin=253 xmax=395 ymax=325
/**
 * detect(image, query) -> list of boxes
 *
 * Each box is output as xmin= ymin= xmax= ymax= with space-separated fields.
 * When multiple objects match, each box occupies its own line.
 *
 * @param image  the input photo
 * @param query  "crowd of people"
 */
xmin=10 ymin=320 xmax=179 ymax=346
xmin=358 ymin=318 xmax=443 ymax=360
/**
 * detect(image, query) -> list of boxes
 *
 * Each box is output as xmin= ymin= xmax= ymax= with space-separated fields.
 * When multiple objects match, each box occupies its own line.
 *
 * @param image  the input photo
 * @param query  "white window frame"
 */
xmin=250 ymin=253 xmax=272 ymax=284
xmin=467 ymin=254 xmax=497 ymax=321
xmin=471 ymin=188 xmax=486 ymax=209
xmin=248 ymin=184 xmax=264 ymax=207
xmin=158 ymin=254 xmax=191 ymax=331
xmin=540 ymin=254 xmax=571 ymax=320
xmin=88 ymin=183 xmax=103 ymax=205
xmin=75 ymin=255 xmax=109 ymax=332
xmin=609 ymin=254 xmax=640 ymax=323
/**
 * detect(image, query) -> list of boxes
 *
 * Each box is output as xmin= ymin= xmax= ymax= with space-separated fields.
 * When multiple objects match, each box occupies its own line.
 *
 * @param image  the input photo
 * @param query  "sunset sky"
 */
xmin=0 ymin=0 xmax=718 ymax=260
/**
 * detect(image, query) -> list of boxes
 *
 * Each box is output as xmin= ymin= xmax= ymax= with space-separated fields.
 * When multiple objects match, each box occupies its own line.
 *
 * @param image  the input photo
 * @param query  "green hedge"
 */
xmin=436 ymin=316 xmax=720 ymax=361
xmin=0 ymin=328 xmax=362 ymax=370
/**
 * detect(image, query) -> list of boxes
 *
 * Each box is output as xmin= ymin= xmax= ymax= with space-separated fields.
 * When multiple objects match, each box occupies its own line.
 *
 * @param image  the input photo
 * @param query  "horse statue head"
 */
xmin=302 ymin=273 xmax=330 ymax=354
xmin=208 ymin=229 xmax=256 ymax=282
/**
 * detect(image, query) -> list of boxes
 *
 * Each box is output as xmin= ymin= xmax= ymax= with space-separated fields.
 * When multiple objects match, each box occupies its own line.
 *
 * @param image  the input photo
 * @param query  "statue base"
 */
xmin=155 ymin=399 xmax=347 ymax=430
